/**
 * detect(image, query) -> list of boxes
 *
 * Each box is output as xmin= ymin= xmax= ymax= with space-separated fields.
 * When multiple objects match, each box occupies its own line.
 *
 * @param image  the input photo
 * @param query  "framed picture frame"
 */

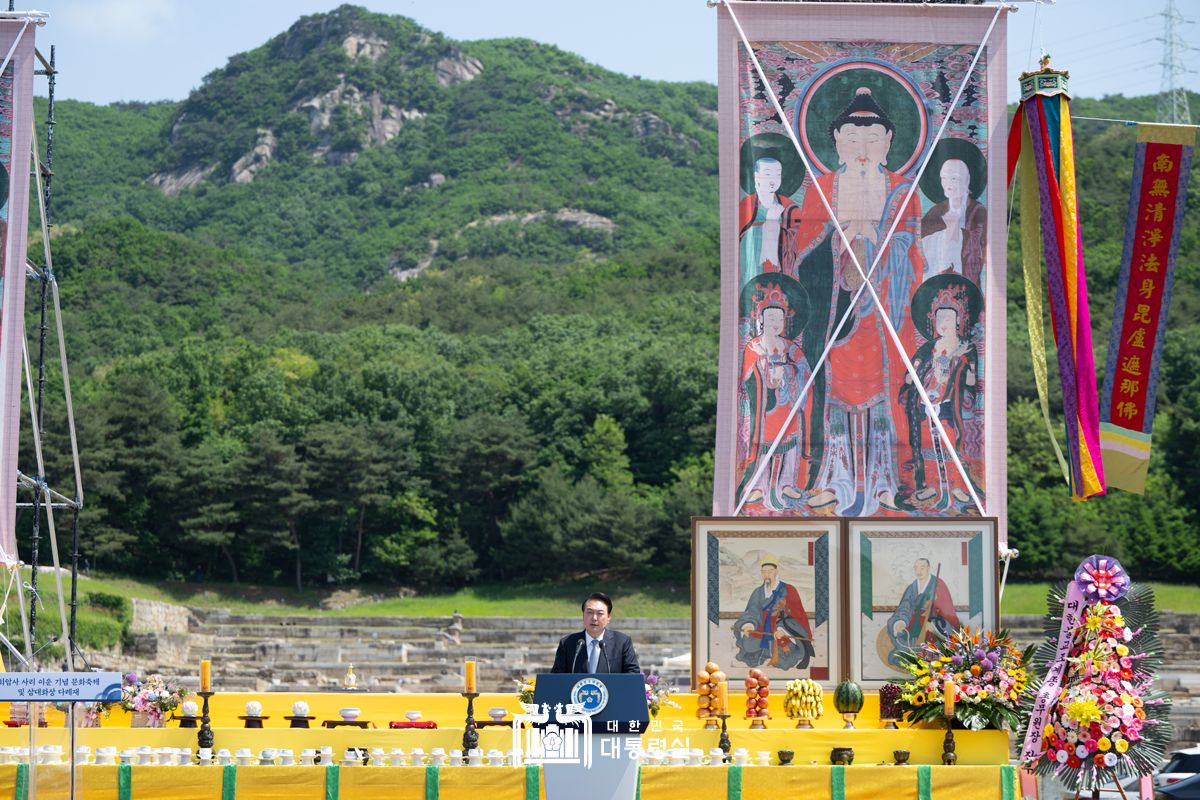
xmin=692 ymin=517 xmax=842 ymax=688
xmin=847 ymin=518 xmax=998 ymax=687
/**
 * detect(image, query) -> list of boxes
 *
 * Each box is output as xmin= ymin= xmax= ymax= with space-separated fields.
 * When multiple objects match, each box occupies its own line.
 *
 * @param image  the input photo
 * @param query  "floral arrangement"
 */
xmin=119 ymin=673 xmax=190 ymax=725
xmin=890 ymin=626 xmax=1031 ymax=730
xmin=514 ymin=676 xmax=536 ymax=706
xmin=1018 ymin=556 xmax=1171 ymax=792
xmin=644 ymin=671 xmax=680 ymax=718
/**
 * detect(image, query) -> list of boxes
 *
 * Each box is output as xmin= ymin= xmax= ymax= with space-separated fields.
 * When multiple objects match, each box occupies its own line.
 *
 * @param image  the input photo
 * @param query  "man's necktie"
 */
xmin=587 ymin=638 xmax=599 ymax=673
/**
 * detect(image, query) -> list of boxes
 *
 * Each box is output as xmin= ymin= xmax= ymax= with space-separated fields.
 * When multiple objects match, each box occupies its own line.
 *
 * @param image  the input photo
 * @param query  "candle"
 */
xmin=943 ymin=680 xmax=956 ymax=718
xmin=717 ymin=680 xmax=728 ymax=715
xmin=465 ymin=660 xmax=476 ymax=693
xmin=200 ymin=659 xmax=212 ymax=693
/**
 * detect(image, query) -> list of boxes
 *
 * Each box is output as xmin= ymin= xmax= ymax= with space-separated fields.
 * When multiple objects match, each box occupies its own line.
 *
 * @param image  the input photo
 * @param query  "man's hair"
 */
xmin=582 ymin=592 xmax=613 ymax=614
xmin=915 ymin=558 xmax=931 ymax=568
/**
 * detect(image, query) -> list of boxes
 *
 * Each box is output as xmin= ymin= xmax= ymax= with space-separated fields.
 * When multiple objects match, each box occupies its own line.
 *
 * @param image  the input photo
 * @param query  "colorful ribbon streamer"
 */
xmin=1009 ymin=94 xmax=1106 ymax=500
xmin=1099 ymin=123 xmax=1196 ymax=493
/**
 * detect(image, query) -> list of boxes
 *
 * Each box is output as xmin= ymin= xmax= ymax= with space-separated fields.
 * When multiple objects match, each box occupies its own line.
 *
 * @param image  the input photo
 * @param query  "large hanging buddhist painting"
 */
xmin=714 ymin=4 xmax=1008 ymax=536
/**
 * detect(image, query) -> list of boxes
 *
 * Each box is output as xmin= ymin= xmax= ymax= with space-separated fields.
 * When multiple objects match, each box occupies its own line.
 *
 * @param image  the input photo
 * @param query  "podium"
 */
xmin=532 ymin=673 xmax=649 ymax=800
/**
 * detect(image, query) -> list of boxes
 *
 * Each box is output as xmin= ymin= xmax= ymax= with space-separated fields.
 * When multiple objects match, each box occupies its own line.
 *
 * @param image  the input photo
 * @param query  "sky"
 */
xmin=34 ymin=0 xmax=1200 ymax=109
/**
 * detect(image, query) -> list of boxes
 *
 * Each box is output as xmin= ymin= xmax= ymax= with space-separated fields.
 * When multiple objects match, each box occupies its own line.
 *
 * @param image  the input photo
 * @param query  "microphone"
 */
xmin=573 ymin=633 xmax=588 ymax=671
xmin=599 ymin=640 xmax=610 ymax=673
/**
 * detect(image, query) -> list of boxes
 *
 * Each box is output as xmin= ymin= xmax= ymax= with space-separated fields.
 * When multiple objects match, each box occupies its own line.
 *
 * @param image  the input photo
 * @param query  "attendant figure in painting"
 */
xmin=885 ymin=557 xmax=960 ymax=667
xmin=792 ymin=87 xmax=925 ymax=515
xmin=919 ymin=139 xmax=987 ymax=286
xmin=739 ymin=156 xmax=803 ymax=289
xmin=896 ymin=273 xmax=983 ymax=511
xmin=737 ymin=281 xmax=812 ymax=509
xmin=734 ymin=554 xmax=814 ymax=670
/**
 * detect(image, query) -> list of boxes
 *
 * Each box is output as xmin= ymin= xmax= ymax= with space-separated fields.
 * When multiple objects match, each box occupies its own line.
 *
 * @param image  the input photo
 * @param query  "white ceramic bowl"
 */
xmin=245 ymin=701 xmax=263 ymax=717
xmin=181 ymin=700 xmax=199 ymax=717
xmin=404 ymin=710 xmax=422 ymax=722
xmin=339 ymin=707 xmax=361 ymax=721
xmin=292 ymin=701 xmax=310 ymax=717
xmin=488 ymin=707 xmax=507 ymax=721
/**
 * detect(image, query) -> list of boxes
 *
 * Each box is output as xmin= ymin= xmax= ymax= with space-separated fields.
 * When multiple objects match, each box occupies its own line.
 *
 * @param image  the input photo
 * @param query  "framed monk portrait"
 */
xmin=847 ymin=518 xmax=998 ymax=686
xmin=692 ymin=517 xmax=842 ymax=687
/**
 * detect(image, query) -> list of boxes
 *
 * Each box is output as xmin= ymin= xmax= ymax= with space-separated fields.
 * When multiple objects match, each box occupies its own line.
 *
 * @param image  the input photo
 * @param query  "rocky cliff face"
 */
xmin=148 ymin=5 xmax=483 ymax=191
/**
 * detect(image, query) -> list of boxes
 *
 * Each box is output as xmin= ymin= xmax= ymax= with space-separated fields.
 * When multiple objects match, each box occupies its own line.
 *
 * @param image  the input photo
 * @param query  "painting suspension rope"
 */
xmin=725 ymin=0 xmax=1005 ymax=518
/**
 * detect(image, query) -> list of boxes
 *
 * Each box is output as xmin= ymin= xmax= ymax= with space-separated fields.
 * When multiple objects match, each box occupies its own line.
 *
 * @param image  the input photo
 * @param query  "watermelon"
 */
xmin=834 ymin=680 xmax=864 ymax=714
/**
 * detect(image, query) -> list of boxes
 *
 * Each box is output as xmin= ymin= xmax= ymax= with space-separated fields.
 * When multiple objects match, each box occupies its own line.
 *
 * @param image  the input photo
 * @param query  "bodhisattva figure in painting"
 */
xmin=734 ymin=554 xmax=814 ymax=670
xmin=920 ymin=158 xmax=987 ymax=284
xmin=896 ymin=274 xmax=983 ymax=511
xmin=885 ymin=557 xmax=960 ymax=667
xmin=739 ymin=157 xmax=802 ymax=288
xmin=792 ymin=87 xmax=924 ymax=515
xmin=737 ymin=283 xmax=812 ymax=509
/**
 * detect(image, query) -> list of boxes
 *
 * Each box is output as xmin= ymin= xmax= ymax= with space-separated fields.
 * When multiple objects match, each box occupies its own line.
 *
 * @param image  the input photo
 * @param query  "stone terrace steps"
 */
xmin=184 ymin=611 xmax=693 ymax=693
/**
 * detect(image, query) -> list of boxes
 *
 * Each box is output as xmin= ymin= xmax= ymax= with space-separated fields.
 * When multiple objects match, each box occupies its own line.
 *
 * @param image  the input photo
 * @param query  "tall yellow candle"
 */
xmin=465 ymin=660 xmax=477 ymax=693
xmin=199 ymin=659 xmax=212 ymax=693
xmin=717 ymin=680 xmax=728 ymax=715
xmin=943 ymin=680 xmax=956 ymax=718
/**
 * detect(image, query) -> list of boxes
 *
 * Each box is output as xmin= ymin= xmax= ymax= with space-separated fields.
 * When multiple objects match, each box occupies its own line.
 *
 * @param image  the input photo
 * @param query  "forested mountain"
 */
xmin=24 ymin=5 xmax=1200 ymax=590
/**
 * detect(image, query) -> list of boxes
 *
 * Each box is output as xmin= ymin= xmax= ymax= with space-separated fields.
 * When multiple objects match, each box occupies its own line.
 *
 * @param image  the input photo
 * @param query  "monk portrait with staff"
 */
xmin=733 ymin=553 xmax=815 ymax=670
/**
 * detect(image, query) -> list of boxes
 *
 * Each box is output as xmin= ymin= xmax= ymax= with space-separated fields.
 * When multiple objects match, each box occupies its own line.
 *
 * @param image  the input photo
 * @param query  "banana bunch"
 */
xmin=783 ymin=678 xmax=824 ymax=720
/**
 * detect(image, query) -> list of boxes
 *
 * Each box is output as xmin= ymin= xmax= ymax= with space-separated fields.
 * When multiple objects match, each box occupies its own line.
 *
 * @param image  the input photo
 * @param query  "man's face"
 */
xmin=834 ymin=123 xmax=893 ymax=170
xmin=940 ymin=159 xmax=970 ymax=200
xmin=761 ymin=564 xmax=778 ymax=584
xmin=913 ymin=560 xmax=930 ymax=580
xmin=583 ymin=599 xmax=611 ymax=637
xmin=754 ymin=161 xmax=783 ymax=195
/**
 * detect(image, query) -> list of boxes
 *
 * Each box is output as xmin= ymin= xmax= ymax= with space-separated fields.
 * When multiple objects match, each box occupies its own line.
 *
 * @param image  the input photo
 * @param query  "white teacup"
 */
xmin=278 ymin=749 xmax=295 ymax=766
xmin=292 ymin=701 xmax=310 ymax=717
xmin=405 ymin=710 xmax=422 ymax=722
xmin=245 ymin=700 xmax=263 ymax=717
xmin=410 ymin=747 xmax=425 ymax=765
xmin=709 ymin=747 xmax=725 ymax=765
xmin=389 ymin=749 xmax=408 ymax=767
xmin=259 ymin=748 xmax=277 ymax=765
xmin=181 ymin=700 xmax=199 ymax=717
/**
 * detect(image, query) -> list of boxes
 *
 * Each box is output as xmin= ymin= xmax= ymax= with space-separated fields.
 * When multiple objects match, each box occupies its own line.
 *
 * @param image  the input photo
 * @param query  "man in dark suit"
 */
xmin=551 ymin=592 xmax=641 ymax=674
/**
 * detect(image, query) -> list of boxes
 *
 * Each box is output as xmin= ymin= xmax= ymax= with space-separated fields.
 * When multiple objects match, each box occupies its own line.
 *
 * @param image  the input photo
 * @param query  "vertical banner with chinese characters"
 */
xmin=712 ymin=3 xmax=1008 ymax=542
xmin=1099 ymin=124 xmax=1196 ymax=494
xmin=0 ymin=21 xmax=37 ymax=564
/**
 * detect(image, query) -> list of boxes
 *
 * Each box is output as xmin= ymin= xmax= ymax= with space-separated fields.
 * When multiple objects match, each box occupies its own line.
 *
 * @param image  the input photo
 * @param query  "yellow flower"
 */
xmin=932 ymin=661 xmax=944 ymax=669
xmin=918 ymin=676 xmax=930 ymax=686
xmin=1043 ymin=724 xmax=1054 ymax=738
xmin=1115 ymin=740 xmax=1129 ymax=754
xmin=1116 ymin=645 xmax=1129 ymax=657
xmin=1114 ymin=615 xmax=1125 ymax=627
xmin=912 ymin=693 xmax=927 ymax=706
xmin=1098 ymin=737 xmax=1112 ymax=752
xmin=1066 ymin=698 xmax=1103 ymax=725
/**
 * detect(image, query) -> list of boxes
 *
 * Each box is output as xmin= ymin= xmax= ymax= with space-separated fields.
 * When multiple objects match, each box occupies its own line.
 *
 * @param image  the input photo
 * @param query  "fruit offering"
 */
xmin=695 ymin=661 xmax=725 ymax=720
xmin=744 ymin=668 xmax=770 ymax=720
xmin=834 ymin=680 xmax=865 ymax=729
xmin=783 ymin=678 xmax=823 ymax=728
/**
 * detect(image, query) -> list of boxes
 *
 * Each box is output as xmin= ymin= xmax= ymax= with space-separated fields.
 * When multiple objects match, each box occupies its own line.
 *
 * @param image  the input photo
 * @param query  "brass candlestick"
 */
xmin=461 ymin=691 xmax=480 ymax=761
xmin=718 ymin=712 xmax=732 ymax=761
xmin=941 ymin=716 xmax=957 ymax=765
xmin=197 ymin=691 xmax=215 ymax=756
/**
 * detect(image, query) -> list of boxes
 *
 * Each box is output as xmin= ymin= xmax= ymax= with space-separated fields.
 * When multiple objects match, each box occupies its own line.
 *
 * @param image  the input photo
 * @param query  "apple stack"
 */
xmin=744 ymin=667 xmax=770 ymax=725
xmin=695 ymin=661 xmax=725 ymax=723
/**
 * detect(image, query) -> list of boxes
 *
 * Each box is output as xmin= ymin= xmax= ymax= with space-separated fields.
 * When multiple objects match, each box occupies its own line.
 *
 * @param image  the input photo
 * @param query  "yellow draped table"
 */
xmin=0 ymin=763 xmax=1017 ymax=800
xmin=0 ymin=727 xmax=1009 ymax=766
